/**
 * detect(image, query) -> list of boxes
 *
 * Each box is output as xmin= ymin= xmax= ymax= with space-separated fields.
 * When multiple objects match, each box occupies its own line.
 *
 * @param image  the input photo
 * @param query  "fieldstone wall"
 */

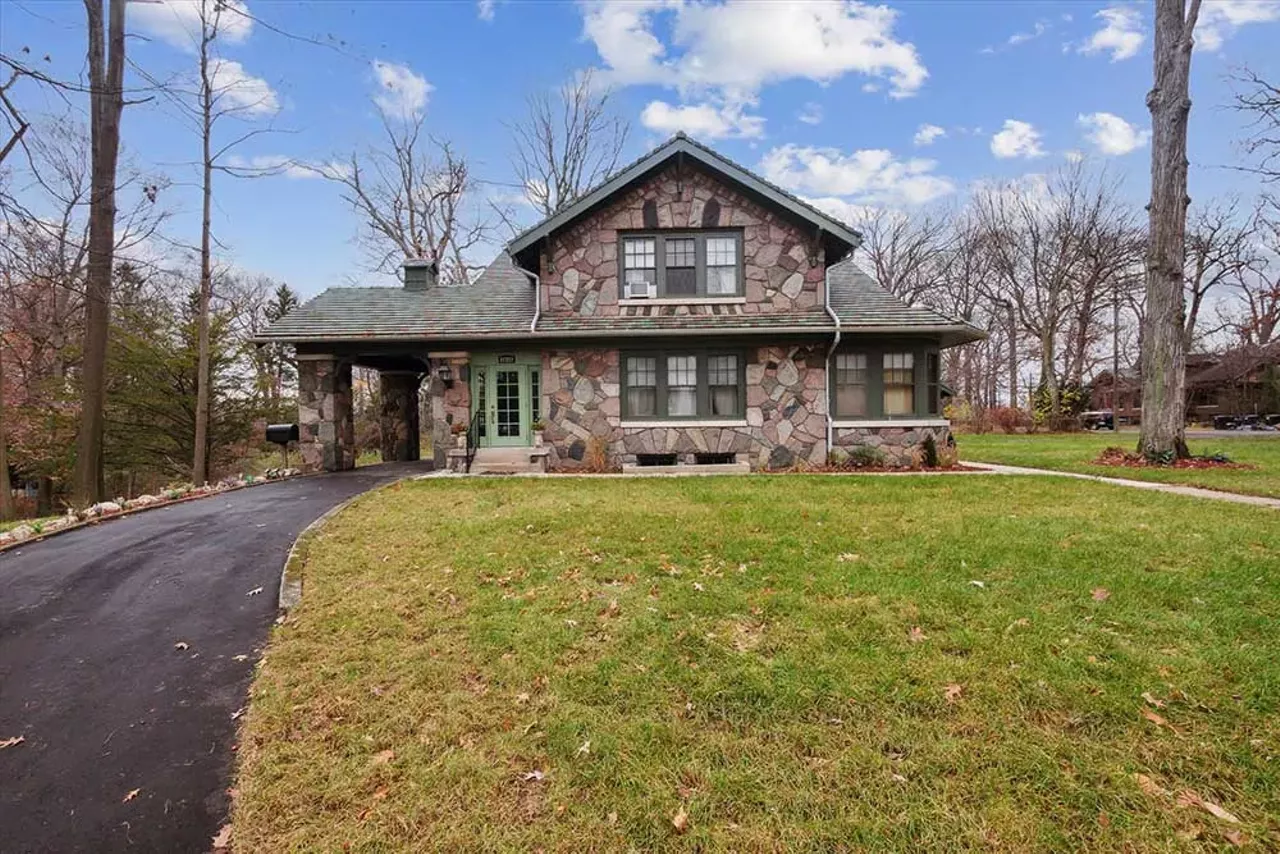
xmin=298 ymin=357 xmax=354 ymax=473
xmin=379 ymin=371 xmax=421 ymax=462
xmin=541 ymin=163 xmax=826 ymax=318
xmin=832 ymin=425 xmax=952 ymax=467
xmin=427 ymin=355 xmax=471 ymax=469
xmin=542 ymin=345 xmax=828 ymax=471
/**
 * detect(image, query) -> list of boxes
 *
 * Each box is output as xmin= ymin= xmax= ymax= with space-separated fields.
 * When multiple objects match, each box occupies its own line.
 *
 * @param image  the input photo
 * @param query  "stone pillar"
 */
xmin=425 ymin=355 xmax=471 ymax=469
xmin=379 ymin=371 xmax=421 ymax=462
xmin=298 ymin=356 xmax=355 ymax=473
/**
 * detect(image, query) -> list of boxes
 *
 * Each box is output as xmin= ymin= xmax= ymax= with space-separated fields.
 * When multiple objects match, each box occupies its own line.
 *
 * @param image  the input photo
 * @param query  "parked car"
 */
xmin=1082 ymin=410 xmax=1115 ymax=431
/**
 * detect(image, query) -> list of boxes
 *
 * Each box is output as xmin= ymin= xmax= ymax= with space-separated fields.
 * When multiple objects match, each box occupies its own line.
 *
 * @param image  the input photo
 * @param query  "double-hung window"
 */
xmin=834 ymin=353 xmax=868 ymax=418
xmin=619 ymin=231 xmax=743 ymax=298
xmin=623 ymin=351 xmax=744 ymax=419
xmin=883 ymin=353 xmax=915 ymax=415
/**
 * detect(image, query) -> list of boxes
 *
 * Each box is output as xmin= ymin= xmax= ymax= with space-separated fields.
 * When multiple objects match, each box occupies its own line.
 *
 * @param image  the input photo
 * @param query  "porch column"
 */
xmin=426 ymin=353 xmax=471 ymax=469
xmin=298 ymin=355 xmax=355 ymax=472
xmin=379 ymin=371 xmax=421 ymax=462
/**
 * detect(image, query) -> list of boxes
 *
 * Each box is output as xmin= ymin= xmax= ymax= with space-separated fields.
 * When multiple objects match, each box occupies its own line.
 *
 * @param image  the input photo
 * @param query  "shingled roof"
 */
xmin=827 ymin=261 xmax=982 ymax=341
xmin=253 ymin=255 xmax=535 ymax=343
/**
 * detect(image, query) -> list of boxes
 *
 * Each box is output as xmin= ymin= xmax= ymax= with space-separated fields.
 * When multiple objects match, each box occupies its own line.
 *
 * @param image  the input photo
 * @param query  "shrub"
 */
xmin=922 ymin=435 xmax=939 ymax=468
xmin=848 ymin=445 xmax=886 ymax=468
xmin=990 ymin=406 xmax=1032 ymax=433
xmin=584 ymin=437 xmax=612 ymax=472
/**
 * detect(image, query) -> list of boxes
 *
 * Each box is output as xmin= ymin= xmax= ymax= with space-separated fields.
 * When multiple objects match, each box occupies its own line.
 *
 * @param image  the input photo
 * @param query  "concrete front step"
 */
xmin=468 ymin=446 xmax=549 ymax=475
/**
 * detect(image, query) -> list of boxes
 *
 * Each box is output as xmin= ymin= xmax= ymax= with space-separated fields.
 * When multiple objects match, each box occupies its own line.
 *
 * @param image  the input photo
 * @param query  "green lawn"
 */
xmin=234 ymin=477 xmax=1280 ymax=851
xmin=959 ymin=432 xmax=1280 ymax=499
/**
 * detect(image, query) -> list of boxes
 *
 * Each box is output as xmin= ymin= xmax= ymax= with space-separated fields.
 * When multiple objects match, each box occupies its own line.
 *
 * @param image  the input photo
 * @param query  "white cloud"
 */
xmin=758 ymin=144 xmax=955 ymax=207
xmin=477 ymin=0 xmax=496 ymax=22
xmin=1196 ymin=0 xmax=1280 ymax=51
xmin=371 ymin=60 xmax=432 ymax=119
xmin=990 ymin=119 xmax=1044 ymax=159
xmin=581 ymin=0 xmax=928 ymax=100
xmin=1078 ymin=6 xmax=1145 ymax=61
xmin=209 ymin=59 xmax=278 ymax=116
xmin=913 ymin=123 xmax=946 ymax=147
xmin=640 ymin=99 xmax=765 ymax=139
xmin=1007 ymin=19 xmax=1049 ymax=46
xmin=130 ymin=0 xmax=253 ymax=50
xmin=1077 ymin=111 xmax=1150 ymax=155
xmin=797 ymin=102 xmax=824 ymax=125
xmin=804 ymin=196 xmax=879 ymax=227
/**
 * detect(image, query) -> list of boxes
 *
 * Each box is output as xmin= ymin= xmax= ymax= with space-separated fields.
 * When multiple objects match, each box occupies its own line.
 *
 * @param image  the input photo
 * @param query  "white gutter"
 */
xmin=514 ymin=255 xmax=541 ymax=333
xmin=823 ymin=262 xmax=842 ymax=457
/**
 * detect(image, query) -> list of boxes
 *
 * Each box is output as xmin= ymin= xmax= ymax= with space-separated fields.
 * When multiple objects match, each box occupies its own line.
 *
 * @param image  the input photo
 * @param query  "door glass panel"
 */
xmin=475 ymin=367 xmax=487 ymax=437
xmin=496 ymin=369 xmax=521 ymax=438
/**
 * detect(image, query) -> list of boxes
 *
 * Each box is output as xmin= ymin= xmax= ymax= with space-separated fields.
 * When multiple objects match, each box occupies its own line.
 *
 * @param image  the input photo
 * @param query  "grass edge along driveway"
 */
xmin=959 ymin=432 xmax=1280 ymax=499
xmin=233 ymin=476 xmax=1280 ymax=852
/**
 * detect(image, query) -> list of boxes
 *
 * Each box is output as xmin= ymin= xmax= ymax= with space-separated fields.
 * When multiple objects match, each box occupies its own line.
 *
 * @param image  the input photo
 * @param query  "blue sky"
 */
xmin=3 ymin=0 xmax=1278 ymax=297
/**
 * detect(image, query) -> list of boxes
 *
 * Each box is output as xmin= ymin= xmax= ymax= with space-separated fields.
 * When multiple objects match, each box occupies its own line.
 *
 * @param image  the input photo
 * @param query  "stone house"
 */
xmin=258 ymin=134 xmax=985 ymax=473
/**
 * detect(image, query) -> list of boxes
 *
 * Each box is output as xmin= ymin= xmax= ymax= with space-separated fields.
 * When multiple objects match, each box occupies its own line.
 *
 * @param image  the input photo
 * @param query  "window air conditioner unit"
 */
xmin=624 ymin=278 xmax=655 ymax=299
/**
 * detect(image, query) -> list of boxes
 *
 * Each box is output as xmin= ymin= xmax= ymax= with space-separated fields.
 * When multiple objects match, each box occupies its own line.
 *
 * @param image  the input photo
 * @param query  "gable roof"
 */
xmin=507 ymin=133 xmax=861 ymax=260
xmin=253 ymin=255 xmax=534 ymax=343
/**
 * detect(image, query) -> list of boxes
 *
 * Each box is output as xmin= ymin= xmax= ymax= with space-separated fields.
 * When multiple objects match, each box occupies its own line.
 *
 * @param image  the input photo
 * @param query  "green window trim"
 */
xmin=831 ymin=345 xmax=942 ymax=420
xmin=621 ymin=349 xmax=747 ymax=420
xmin=618 ymin=230 xmax=745 ymax=298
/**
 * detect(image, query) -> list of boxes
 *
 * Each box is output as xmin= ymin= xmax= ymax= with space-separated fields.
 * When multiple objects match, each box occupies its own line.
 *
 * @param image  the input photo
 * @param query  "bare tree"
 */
xmin=1233 ymin=68 xmax=1280 ymax=184
xmin=72 ymin=0 xmax=127 ymax=506
xmin=317 ymin=111 xmax=489 ymax=284
xmin=1183 ymin=201 xmax=1257 ymax=348
xmin=1139 ymin=0 xmax=1203 ymax=459
xmin=855 ymin=207 xmax=950 ymax=307
xmin=0 ymin=61 xmax=31 ymax=168
xmin=509 ymin=70 xmax=629 ymax=217
xmin=1219 ymin=208 xmax=1280 ymax=345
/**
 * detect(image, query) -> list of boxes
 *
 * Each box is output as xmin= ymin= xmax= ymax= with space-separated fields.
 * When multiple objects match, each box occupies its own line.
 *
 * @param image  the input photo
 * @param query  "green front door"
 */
xmin=471 ymin=354 xmax=539 ymax=448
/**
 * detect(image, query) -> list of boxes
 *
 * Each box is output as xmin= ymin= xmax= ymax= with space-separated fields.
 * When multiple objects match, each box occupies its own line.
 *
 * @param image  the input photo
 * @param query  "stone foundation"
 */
xmin=831 ymin=424 xmax=952 ymax=467
xmin=298 ymin=356 xmax=354 ymax=472
xmin=379 ymin=371 xmax=422 ymax=462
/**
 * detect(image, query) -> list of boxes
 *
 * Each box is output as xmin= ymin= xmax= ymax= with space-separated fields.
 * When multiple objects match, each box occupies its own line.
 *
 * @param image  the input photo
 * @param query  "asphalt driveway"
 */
xmin=0 ymin=463 xmax=430 ymax=853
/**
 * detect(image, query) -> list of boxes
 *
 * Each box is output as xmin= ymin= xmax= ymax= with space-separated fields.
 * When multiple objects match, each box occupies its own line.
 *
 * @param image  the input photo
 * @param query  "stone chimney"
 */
xmin=403 ymin=258 xmax=438 ymax=291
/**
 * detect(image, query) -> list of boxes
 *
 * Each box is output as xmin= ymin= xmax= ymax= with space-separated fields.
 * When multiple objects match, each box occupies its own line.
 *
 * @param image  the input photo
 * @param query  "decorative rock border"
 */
xmin=0 ymin=469 xmax=304 ymax=554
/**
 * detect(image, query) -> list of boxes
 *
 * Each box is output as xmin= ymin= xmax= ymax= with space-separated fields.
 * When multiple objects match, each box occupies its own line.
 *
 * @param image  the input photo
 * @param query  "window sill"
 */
xmin=621 ymin=419 xmax=749 ymax=429
xmin=833 ymin=418 xmax=950 ymax=428
xmin=619 ymin=297 xmax=746 ymax=306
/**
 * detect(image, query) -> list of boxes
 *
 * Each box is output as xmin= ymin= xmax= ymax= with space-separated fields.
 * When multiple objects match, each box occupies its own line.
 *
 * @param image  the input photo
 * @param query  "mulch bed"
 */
xmin=1093 ymin=446 xmax=1255 ymax=470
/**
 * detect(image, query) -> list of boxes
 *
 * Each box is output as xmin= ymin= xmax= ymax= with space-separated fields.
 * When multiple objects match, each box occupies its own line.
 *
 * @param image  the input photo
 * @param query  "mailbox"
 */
xmin=266 ymin=423 xmax=299 ymax=445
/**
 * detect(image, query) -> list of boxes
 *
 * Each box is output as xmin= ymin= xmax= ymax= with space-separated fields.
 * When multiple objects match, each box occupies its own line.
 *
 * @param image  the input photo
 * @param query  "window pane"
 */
xmin=927 ymin=353 xmax=940 ymax=415
xmin=883 ymin=352 xmax=915 ymax=415
xmin=667 ymin=355 xmax=697 ymax=416
xmin=708 ymin=355 xmax=739 ymax=416
xmin=837 ymin=386 xmax=868 ymax=417
xmin=667 ymin=267 xmax=696 ymax=295
xmin=530 ymin=369 xmax=540 ymax=423
xmin=624 ymin=237 xmax=655 ymax=270
xmin=627 ymin=356 xmax=656 ymax=388
xmin=835 ymin=353 xmax=868 ymax=417
xmin=628 ymin=387 xmax=657 ymax=416
xmin=666 ymin=238 xmax=696 ymax=268
xmin=706 ymin=265 xmax=736 ymax=295
xmin=706 ymin=237 xmax=737 ymax=266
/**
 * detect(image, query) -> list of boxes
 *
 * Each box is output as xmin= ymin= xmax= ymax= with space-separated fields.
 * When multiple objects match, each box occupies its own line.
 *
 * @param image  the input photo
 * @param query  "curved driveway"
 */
xmin=0 ymin=463 xmax=429 ymax=853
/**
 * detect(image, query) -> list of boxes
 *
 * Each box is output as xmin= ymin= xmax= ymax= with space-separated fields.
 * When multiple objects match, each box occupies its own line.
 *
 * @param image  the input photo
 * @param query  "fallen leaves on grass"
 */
xmin=1135 ymin=773 xmax=1170 ymax=798
xmin=1092 ymin=587 xmax=1111 ymax=602
xmin=370 ymin=749 xmax=395 ymax=766
xmin=943 ymin=684 xmax=963 ymax=703
xmin=1177 ymin=790 xmax=1241 ymax=824
xmin=1142 ymin=691 xmax=1166 ymax=709
xmin=671 ymin=806 xmax=689 ymax=834
xmin=968 ymin=580 xmax=985 ymax=589
xmin=1141 ymin=707 xmax=1184 ymax=736
xmin=599 ymin=600 xmax=620 ymax=618
xmin=522 ymin=770 xmax=545 ymax=782
xmin=211 ymin=824 xmax=232 ymax=850
xmin=577 ymin=740 xmax=591 ymax=756
xmin=0 ymin=736 xmax=25 ymax=749
xmin=123 ymin=788 xmax=140 ymax=803
xmin=908 ymin=626 xmax=927 ymax=643
xmin=1225 ymin=830 xmax=1248 ymax=847
xmin=836 ymin=553 xmax=860 ymax=563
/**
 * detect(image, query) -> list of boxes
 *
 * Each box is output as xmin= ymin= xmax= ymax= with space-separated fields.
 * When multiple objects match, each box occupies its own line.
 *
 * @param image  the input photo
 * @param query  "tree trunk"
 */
xmin=0 ymin=350 xmax=14 ymax=522
xmin=1139 ymin=0 xmax=1201 ymax=460
xmin=192 ymin=11 xmax=215 ymax=485
xmin=1006 ymin=305 xmax=1018 ymax=408
xmin=72 ymin=0 xmax=126 ymax=507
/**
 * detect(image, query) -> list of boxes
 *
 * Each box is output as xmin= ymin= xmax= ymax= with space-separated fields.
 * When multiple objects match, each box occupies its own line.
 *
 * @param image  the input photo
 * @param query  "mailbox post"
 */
xmin=266 ymin=423 xmax=300 ymax=470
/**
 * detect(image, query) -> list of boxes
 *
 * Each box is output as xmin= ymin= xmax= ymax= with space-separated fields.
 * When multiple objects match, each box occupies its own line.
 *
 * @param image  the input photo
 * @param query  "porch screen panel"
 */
xmin=667 ymin=355 xmax=697 ymax=416
xmin=626 ymin=357 xmax=657 ymax=416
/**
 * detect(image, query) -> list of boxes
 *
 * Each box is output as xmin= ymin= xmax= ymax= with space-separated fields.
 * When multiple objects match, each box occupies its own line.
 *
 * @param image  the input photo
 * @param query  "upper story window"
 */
xmin=619 ymin=231 xmax=743 ymax=299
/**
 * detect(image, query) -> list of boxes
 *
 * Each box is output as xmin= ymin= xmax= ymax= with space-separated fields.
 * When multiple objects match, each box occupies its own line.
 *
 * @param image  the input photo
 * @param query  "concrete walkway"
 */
xmin=968 ymin=462 xmax=1280 ymax=509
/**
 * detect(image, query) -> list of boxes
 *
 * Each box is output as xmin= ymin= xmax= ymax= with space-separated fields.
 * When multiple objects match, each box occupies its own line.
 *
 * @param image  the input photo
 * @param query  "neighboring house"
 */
xmin=257 ymin=134 xmax=984 ymax=473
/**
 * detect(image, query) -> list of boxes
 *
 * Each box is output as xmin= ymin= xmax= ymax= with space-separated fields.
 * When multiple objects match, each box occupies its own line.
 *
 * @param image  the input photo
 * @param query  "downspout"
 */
xmin=513 ymin=253 xmax=541 ymax=333
xmin=823 ymin=259 xmax=842 ymax=459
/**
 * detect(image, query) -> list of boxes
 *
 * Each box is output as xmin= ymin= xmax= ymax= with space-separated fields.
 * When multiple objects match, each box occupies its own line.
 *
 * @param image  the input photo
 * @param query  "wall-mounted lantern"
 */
xmin=437 ymin=363 xmax=454 ymax=388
